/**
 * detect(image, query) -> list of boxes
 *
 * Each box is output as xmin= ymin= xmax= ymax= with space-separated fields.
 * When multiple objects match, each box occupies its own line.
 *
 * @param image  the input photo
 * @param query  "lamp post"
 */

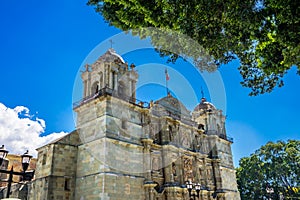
xmin=186 ymin=180 xmax=201 ymax=200
xmin=0 ymin=145 xmax=34 ymax=198
xmin=0 ymin=145 xmax=8 ymax=166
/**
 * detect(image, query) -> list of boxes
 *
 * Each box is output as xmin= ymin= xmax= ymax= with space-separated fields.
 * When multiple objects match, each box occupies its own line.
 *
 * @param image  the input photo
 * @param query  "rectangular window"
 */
xmin=121 ymin=119 xmax=127 ymax=130
xmin=64 ymin=178 xmax=70 ymax=191
xmin=42 ymin=154 xmax=47 ymax=165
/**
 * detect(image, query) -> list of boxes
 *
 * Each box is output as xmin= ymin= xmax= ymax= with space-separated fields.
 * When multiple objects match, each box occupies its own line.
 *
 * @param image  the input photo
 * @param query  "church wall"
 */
xmin=204 ymin=161 xmax=216 ymax=190
xmin=75 ymin=173 xmax=144 ymax=200
xmin=35 ymin=144 xmax=55 ymax=178
xmin=77 ymin=115 xmax=106 ymax=143
xmin=76 ymin=138 xmax=144 ymax=177
xmin=215 ymin=141 xmax=234 ymax=168
xmin=76 ymin=96 xmax=145 ymax=144
xmin=75 ymin=137 xmax=146 ymax=200
xmin=75 ymin=98 xmax=107 ymax=128
xmin=28 ymin=177 xmax=50 ymax=200
xmin=105 ymin=97 xmax=144 ymax=142
xmin=76 ymin=140 xmax=108 ymax=178
xmin=220 ymin=167 xmax=239 ymax=191
xmin=29 ymin=134 xmax=79 ymax=200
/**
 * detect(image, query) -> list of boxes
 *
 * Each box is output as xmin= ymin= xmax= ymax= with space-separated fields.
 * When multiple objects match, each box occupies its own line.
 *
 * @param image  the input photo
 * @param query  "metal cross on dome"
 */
xmin=109 ymin=39 xmax=114 ymax=48
xmin=201 ymin=86 xmax=205 ymax=98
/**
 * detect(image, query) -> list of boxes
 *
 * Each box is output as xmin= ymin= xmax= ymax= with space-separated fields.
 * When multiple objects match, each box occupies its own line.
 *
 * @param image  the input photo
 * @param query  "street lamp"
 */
xmin=21 ymin=150 xmax=32 ymax=172
xmin=0 ymin=145 xmax=35 ymax=198
xmin=0 ymin=145 xmax=9 ymax=166
xmin=186 ymin=180 xmax=201 ymax=200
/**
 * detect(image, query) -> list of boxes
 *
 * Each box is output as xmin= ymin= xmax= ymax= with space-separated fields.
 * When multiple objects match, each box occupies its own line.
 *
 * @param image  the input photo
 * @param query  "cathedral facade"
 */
xmin=29 ymin=49 xmax=240 ymax=200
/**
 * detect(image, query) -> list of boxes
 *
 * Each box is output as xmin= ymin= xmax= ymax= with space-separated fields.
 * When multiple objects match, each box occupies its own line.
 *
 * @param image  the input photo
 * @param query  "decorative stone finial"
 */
xmin=130 ymin=63 xmax=136 ymax=70
xmin=84 ymin=64 xmax=89 ymax=72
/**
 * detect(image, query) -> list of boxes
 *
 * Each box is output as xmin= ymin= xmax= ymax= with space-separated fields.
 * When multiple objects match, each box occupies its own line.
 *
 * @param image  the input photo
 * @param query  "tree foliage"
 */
xmin=87 ymin=0 xmax=299 ymax=95
xmin=236 ymin=140 xmax=300 ymax=199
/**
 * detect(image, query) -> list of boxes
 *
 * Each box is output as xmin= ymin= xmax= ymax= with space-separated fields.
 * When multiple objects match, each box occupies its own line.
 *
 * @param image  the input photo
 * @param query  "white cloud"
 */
xmin=0 ymin=103 xmax=68 ymax=157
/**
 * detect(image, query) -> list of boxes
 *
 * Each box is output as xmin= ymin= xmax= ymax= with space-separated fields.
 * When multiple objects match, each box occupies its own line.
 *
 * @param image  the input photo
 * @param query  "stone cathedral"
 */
xmin=29 ymin=49 xmax=240 ymax=200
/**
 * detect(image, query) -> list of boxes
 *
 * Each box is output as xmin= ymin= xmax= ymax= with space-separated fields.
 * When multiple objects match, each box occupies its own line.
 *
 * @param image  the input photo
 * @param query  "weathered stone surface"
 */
xmin=28 ymin=49 xmax=240 ymax=200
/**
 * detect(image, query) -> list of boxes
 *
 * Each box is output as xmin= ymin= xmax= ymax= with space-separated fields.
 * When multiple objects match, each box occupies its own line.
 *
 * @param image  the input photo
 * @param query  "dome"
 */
xmin=97 ymin=48 xmax=125 ymax=64
xmin=194 ymin=98 xmax=216 ymax=111
xmin=152 ymin=93 xmax=190 ymax=117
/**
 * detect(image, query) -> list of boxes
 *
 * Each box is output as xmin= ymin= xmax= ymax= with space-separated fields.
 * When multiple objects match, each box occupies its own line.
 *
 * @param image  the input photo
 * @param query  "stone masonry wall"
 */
xmin=75 ymin=173 xmax=145 ymax=200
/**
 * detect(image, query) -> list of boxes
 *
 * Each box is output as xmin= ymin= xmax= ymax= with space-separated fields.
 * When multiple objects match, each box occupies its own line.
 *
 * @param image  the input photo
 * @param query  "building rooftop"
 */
xmin=193 ymin=97 xmax=216 ymax=112
xmin=96 ymin=48 xmax=125 ymax=64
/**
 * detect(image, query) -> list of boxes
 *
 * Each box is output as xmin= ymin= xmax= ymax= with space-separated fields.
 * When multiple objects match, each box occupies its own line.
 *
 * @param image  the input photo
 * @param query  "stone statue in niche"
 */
xmin=181 ymin=132 xmax=190 ymax=148
xmin=150 ymin=124 xmax=160 ymax=143
xmin=183 ymin=157 xmax=193 ymax=181
xmin=172 ymin=162 xmax=177 ymax=176
xmin=149 ymin=124 xmax=155 ymax=138
xmin=172 ymin=162 xmax=179 ymax=182
xmin=152 ymin=157 xmax=159 ymax=171
xmin=193 ymin=135 xmax=202 ymax=151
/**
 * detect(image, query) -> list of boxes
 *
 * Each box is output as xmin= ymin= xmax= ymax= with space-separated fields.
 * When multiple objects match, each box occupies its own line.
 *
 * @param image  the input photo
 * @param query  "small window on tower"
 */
xmin=42 ymin=154 xmax=47 ymax=165
xmin=64 ymin=178 xmax=71 ymax=191
xmin=198 ymin=124 xmax=205 ymax=130
xmin=92 ymin=81 xmax=99 ymax=94
xmin=121 ymin=119 xmax=127 ymax=130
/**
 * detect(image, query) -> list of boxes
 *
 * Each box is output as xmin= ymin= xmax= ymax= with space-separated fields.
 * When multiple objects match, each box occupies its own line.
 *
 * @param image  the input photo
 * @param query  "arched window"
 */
xmin=112 ymin=71 xmax=115 ymax=90
xmin=198 ymin=124 xmax=205 ymax=130
xmin=91 ymin=81 xmax=99 ymax=94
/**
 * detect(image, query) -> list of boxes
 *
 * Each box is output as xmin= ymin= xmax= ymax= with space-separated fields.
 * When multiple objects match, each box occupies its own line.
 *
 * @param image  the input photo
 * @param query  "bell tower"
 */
xmin=192 ymin=97 xmax=239 ymax=199
xmin=192 ymin=97 xmax=226 ymax=137
xmin=73 ymin=48 xmax=146 ymax=200
xmin=81 ymin=48 xmax=138 ymax=99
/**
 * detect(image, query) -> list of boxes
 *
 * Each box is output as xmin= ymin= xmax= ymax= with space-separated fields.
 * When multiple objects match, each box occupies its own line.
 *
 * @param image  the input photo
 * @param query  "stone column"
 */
xmin=87 ymin=74 xmax=91 ymax=96
xmin=109 ymin=71 xmax=114 ymax=89
xmin=141 ymin=138 xmax=153 ymax=181
xmin=82 ymin=72 xmax=91 ymax=97
xmin=212 ymin=159 xmax=222 ymax=190
xmin=202 ymin=158 xmax=209 ymax=190
xmin=144 ymin=182 xmax=157 ymax=200
xmin=83 ymin=80 xmax=87 ymax=97
xmin=131 ymin=80 xmax=136 ymax=99
xmin=105 ymin=64 xmax=110 ymax=87
xmin=163 ymin=155 xmax=172 ymax=183
xmin=207 ymin=113 xmax=212 ymax=132
xmin=128 ymin=77 xmax=132 ymax=97
xmin=114 ymin=73 xmax=118 ymax=90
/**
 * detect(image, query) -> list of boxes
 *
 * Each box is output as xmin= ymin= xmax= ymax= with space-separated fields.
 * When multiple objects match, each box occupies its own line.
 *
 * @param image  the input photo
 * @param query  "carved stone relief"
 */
xmin=181 ymin=132 xmax=190 ymax=148
xmin=183 ymin=157 xmax=193 ymax=182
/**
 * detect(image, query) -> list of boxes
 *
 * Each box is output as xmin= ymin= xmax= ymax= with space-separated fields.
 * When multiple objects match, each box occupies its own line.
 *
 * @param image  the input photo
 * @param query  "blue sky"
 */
xmin=0 ymin=1 xmax=299 ymax=165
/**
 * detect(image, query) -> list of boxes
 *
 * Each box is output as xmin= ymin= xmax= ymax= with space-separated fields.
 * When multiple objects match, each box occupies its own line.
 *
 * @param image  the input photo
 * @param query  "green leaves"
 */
xmin=237 ymin=140 xmax=300 ymax=199
xmin=87 ymin=0 xmax=300 ymax=95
